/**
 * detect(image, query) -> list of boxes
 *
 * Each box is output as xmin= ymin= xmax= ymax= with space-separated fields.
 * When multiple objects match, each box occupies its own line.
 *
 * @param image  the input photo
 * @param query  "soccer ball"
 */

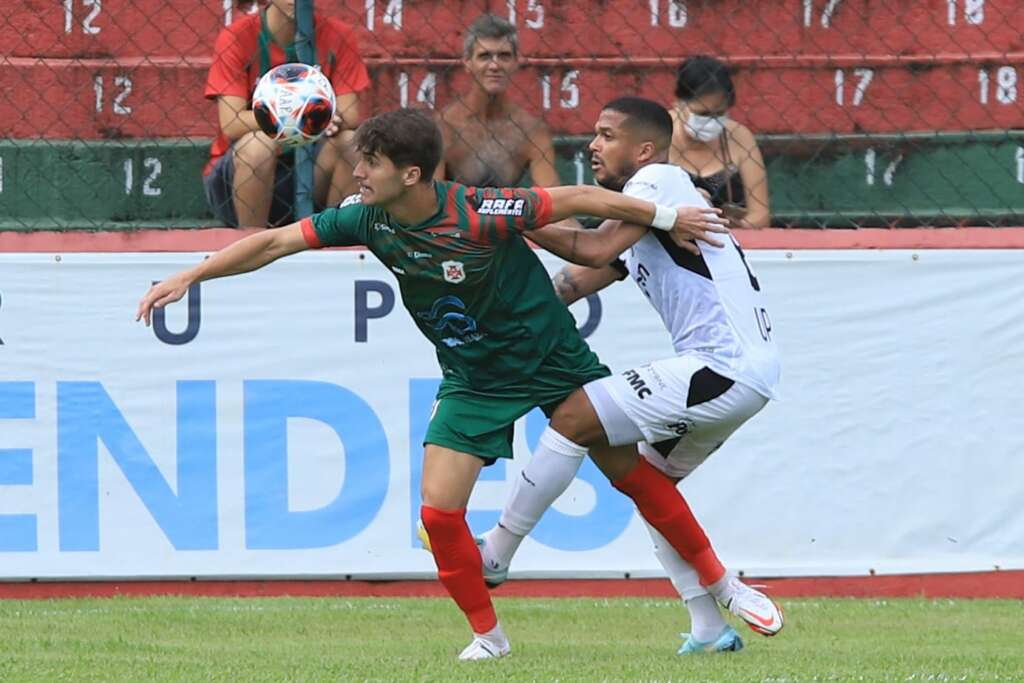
xmin=252 ymin=63 xmax=336 ymax=147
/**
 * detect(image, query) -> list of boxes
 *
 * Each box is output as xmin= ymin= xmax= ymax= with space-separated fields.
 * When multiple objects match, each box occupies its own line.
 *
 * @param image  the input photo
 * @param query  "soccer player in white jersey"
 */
xmin=478 ymin=96 xmax=783 ymax=654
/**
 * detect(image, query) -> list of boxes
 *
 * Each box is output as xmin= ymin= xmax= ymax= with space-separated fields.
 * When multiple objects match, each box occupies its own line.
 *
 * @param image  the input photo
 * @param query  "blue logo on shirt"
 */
xmin=416 ymin=296 xmax=484 ymax=348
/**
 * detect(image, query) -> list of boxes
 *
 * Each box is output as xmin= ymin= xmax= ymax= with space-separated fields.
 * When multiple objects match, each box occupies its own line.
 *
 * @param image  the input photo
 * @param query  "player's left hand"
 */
xmin=136 ymin=273 xmax=193 ymax=327
xmin=671 ymin=206 xmax=729 ymax=255
xmin=324 ymin=114 xmax=344 ymax=137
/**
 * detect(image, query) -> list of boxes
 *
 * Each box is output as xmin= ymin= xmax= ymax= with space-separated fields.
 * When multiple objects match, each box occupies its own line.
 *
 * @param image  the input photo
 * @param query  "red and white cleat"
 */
xmin=715 ymin=577 xmax=785 ymax=636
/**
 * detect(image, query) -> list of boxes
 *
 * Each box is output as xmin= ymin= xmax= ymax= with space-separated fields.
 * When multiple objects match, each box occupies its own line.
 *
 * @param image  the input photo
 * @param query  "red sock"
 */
xmin=420 ymin=505 xmax=497 ymax=634
xmin=613 ymin=459 xmax=725 ymax=586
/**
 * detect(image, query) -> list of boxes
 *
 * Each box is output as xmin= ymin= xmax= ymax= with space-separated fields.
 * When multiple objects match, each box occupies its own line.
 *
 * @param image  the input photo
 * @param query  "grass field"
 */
xmin=0 ymin=596 xmax=1021 ymax=682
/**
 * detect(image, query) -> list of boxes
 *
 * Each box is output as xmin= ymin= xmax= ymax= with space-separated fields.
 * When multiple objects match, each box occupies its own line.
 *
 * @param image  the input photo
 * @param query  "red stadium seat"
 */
xmin=0 ymin=60 xmax=214 ymax=139
xmin=3 ymin=56 xmax=1022 ymax=139
xmin=3 ymin=0 xmax=225 ymax=59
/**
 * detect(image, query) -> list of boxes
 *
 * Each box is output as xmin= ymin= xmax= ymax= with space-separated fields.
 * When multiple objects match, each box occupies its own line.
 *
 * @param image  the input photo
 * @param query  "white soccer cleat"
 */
xmin=475 ymin=533 xmax=510 ymax=589
xmin=457 ymin=624 xmax=511 ymax=661
xmin=716 ymin=578 xmax=785 ymax=636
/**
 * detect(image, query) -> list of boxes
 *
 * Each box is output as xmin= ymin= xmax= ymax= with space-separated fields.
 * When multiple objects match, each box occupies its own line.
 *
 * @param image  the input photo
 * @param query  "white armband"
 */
xmin=650 ymin=204 xmax=676 ymax=231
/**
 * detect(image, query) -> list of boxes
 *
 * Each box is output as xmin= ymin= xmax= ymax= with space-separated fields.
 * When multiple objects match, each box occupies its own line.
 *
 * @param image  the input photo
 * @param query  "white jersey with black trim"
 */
xmin=619 ymin=163 xmax=780 ymax=399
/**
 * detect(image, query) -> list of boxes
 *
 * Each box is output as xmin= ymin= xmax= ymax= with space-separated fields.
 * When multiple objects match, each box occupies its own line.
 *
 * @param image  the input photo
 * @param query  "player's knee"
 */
xmin=549 ymin=390 xmax=605 ymax=446
xmin=233 ymin=132 xmax=278 ymax=168
xmin=420 ymin=479 xmax=463 ymax=510
xmin=589 ymin=446 xmax=639 ymax=483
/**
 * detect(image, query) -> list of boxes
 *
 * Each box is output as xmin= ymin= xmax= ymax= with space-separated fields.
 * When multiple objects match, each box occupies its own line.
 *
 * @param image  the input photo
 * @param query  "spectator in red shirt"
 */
xmin=204 ymin=0 xmax=369 ymax=227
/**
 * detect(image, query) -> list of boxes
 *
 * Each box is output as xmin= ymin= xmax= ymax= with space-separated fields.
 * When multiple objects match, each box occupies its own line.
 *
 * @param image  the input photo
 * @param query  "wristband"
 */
xmin=651 ymin=204 xmax=676 ymax=231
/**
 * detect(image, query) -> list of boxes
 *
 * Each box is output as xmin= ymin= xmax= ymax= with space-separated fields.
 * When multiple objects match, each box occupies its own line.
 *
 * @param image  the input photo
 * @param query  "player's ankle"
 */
xmin=481 ymin=524 xmax=522 ymax=569
xmin=476 ymin=622 xmax=508 ymax=643
xmin=705 ymin=574 xmax=734 ymax=601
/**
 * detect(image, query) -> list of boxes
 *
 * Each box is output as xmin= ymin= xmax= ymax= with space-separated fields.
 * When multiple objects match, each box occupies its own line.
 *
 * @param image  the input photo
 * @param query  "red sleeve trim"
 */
xmin=531 ymin=186 xmax=554 ymax=228
xmin=300 ymin=217 xmax=322 ymax=248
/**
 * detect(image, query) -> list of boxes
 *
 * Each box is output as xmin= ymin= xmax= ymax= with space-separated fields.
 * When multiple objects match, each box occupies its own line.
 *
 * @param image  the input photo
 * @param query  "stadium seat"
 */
xmin=2 ymin=0 xmax=1022 ymax=229
xmin=5 ymin=59 xmax=1021 ymax=140
xmin=3 ymin=133 xmax=1021 ymax=230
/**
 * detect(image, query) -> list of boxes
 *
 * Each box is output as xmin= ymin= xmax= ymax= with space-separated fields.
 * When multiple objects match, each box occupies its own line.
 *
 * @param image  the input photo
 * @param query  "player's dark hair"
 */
xmin=463 ymin=14 xmax=519 ymax=58
xmin=355 ymin=108 xmax=442 ymax=182
xmin=674 ymin=55 xmax=736 ymax=107
xmin=602 ymin=97 xmax=674 ymax=151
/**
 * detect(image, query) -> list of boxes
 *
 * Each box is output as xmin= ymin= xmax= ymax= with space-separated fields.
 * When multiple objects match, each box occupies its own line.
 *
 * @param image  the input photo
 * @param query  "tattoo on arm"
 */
xmin=552 ymin=268 xmax=582 ymax=304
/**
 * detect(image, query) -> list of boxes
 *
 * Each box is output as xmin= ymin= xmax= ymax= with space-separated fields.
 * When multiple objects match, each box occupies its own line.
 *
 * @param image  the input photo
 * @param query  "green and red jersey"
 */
xmin=301 ymin=181 xmax=609 ymax=399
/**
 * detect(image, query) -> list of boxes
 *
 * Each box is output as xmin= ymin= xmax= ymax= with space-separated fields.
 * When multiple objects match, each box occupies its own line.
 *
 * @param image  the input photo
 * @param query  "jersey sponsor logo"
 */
xmin=416 ymin=295 xmax=485 ymax=348
xmin=373 ymin=222 xmax=395 ymax=234
xmin=665 ymin=418 xmax=695 ymax=437
xmin=409 ymin=251 xmax=431 ymax=259
xmin=442 ymin=260 xmax=466 ymax=284
xmin=622 ymin=369 xmax=653 ymax=400
xmin=643 ymin=363 xmax=668 ymax=390
xmin=339 ymin=193 xmax=363 ymax=208
xmin=477 ymin=197 xmax=526 ymax=216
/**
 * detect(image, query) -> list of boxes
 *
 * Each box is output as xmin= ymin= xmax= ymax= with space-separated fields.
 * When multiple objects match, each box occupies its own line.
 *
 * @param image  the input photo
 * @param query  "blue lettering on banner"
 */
xmin=354 ymin=280 xmax=395 ymax=342
xmin=152 ymin=281 xmax=202 ymax=345
xmin=0 ymin=382 xmax=37 ymax=551
xmin=578 ymin=294 xmax=602 ymax=339
xmin=407 ymin=379 xmax=631 ymax=551
xmin=353 ymin=280 xmax=603 ymax=342
xmin=243 ymin=380 xmax=389 ymax=549
xmin=57 ymin=381 xmax=218 ymax=551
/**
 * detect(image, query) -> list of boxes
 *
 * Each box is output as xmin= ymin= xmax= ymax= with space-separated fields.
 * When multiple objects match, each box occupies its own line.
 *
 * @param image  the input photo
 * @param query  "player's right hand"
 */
xmin=136 ymin=273 xmax=192 ymax=327
xmin=672 ymin=206 xmax=729 ymax=255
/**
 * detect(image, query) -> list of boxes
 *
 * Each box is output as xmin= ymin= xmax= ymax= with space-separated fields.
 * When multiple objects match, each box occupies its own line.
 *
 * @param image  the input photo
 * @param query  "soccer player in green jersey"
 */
xmin=136 ymin=108 xmax=728 ymax=661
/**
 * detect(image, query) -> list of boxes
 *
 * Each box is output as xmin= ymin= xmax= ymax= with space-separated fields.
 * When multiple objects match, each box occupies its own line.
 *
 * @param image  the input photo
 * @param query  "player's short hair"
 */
xmin=355 ymin=108 xmax=442 ymax=182
xmin=602 ymin=97 xmax=674 ymax=152
xmin=463 ymin=14 xmax=519 ymax=58
xmin=674 ymin=55 xmax=736 ymax=107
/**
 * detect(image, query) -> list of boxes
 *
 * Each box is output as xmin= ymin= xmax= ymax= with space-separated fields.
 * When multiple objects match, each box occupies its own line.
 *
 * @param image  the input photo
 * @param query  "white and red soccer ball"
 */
xmin=252 ymin=63 xmax=336 ymax=147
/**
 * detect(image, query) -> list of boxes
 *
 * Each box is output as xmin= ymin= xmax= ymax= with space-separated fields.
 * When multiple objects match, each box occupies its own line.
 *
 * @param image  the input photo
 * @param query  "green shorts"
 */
xmin=424 ymin=374 xmax=610 ymax=462
xmin=424 ymin=327 xmax=611 ymax=461
xmin=422 ymin=391 xmax=549 ymax=462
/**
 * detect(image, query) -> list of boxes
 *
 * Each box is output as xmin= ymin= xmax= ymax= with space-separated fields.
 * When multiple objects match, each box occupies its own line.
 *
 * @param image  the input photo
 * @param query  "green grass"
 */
xmin=0 ymin=596 xmax=1020 ymax=682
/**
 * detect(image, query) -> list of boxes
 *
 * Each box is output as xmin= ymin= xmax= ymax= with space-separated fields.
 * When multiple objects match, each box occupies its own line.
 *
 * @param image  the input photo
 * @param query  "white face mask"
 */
xmin=684 ymin=112 xmax=727 ymax=142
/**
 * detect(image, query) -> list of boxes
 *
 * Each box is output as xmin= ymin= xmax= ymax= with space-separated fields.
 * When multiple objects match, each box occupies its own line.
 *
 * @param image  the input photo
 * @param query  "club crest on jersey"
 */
xmin=442 ymin=260 xmax=466 ymax=283
xmin=477 ymin=197 xmax=526 ymax=216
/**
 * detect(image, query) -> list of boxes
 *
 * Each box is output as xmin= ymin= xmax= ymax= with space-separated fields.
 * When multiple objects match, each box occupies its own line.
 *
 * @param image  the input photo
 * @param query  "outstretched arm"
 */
xmin=529 ymin=219 xmax=640 ymax=266
xmin=529 ymin=202 xmax=718 ymax=265
xmin=543 ymin=185 xmax=727 ymax=253
xmin=552 ymin=263 xmax=625 ymax=305
xmin=136 ymin=223 xmax=309 ymax=325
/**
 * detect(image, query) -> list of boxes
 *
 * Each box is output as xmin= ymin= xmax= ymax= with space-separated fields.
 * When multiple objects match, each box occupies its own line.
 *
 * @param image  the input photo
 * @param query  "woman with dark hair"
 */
xmin=671 ymin=55 xmax=770 ymax=229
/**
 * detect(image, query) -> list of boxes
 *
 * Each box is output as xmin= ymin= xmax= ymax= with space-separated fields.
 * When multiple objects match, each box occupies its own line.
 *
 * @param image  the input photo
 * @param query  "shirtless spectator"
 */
xmin=436 ymin=15 xmax=561 ymax=188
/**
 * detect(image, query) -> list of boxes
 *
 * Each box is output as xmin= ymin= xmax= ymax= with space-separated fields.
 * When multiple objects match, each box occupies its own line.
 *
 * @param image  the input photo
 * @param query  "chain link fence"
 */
xmin=1 ymin=0 xmax=1022 ymax=230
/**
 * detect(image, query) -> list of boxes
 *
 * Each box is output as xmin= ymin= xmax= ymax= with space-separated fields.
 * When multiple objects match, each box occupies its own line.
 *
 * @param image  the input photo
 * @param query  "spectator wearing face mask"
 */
xmin=670 ymin=56 xmax=770 ymax=229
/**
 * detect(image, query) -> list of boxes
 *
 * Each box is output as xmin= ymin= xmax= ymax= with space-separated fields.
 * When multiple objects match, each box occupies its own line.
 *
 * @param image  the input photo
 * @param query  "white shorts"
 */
xmin=583 ymin=355 xmax=768 ymax=480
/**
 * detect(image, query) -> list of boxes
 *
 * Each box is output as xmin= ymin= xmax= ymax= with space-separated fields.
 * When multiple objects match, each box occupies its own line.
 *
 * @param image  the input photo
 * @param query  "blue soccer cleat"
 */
xmin=677 ymin=625 xmax=745 ymax=655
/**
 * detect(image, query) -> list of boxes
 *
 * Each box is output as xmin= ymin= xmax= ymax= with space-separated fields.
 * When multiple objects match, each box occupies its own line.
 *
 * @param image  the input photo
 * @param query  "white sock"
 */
xmin=482 ymin=427 xmax=586 ymax=570
xmin=644 ymin=521 xmax=726 ymax=642
xmin=686 ymin=594 xmax=728 ymax=643
xmin=476 ymin=622 xmax=509 ymax=646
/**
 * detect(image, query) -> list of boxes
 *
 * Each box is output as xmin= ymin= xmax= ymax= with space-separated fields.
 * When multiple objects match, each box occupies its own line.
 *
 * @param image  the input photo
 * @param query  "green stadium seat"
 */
xmin=2 ymin=132 xmax=1022 ymax=230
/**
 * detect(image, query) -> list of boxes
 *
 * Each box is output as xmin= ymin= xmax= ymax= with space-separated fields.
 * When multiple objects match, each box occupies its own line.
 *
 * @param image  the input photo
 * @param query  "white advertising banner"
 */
xmin=0 ymin=248 xmax=1021 ymax=579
